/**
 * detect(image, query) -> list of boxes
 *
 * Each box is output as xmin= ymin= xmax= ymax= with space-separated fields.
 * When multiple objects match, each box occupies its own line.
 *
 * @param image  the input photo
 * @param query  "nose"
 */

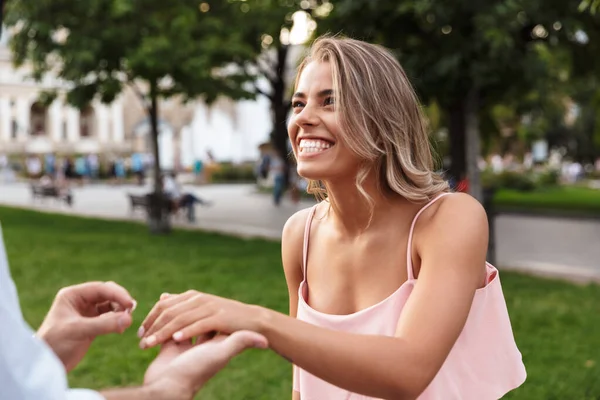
xmin=294 ymin=103 xmax=319 ymax=128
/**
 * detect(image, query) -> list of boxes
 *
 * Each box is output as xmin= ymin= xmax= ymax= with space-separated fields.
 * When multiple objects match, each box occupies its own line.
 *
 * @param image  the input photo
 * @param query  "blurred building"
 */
xmin=0 ymin=27 xmax=128 ymax=157
xmin=0 ymin=25 xmax=303 ymax=169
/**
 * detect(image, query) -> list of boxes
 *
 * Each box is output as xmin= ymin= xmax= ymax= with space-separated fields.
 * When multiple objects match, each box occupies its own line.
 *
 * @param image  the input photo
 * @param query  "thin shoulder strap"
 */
xmin=406 ymin=192 xmax=452 ymax=280
xmin=302 ymin=205 xmax=318 ymax=281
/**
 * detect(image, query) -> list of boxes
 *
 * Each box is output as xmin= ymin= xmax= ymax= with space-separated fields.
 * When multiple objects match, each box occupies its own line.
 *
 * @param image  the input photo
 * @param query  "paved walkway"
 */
xmin=1 ymin=182 xmax=599 ymax=282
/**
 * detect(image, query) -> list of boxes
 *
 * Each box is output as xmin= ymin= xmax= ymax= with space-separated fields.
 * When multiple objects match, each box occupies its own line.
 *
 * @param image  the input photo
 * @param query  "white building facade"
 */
xmin=0 ymin=25 xmax=297 ymax=170
xmin=0 ymin=28 xmax=128 ymax=157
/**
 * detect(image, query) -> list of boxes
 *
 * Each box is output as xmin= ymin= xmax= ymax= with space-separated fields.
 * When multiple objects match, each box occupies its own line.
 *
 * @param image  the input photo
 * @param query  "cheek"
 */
xmin=322 ymin=116 xmax=342 ymax=140
xmin=287 ymin=123 xmax=299 ymax=156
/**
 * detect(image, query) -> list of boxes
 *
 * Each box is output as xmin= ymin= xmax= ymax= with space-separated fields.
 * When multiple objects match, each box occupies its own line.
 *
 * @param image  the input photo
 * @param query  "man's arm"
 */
xmin=99 ymin=384 xmax=187 ymax=400
xmin=0 ymin=225 xmax=79 ymax=400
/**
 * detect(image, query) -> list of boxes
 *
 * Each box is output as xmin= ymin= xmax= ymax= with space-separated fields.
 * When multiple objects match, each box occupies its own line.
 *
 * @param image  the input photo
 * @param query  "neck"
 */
xmin=323 ymin=172 xmax=404 ymax=236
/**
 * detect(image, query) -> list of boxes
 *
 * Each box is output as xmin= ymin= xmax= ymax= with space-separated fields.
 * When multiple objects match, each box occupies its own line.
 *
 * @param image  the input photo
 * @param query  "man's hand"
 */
xmin=143 ymin=331 xmax=268 ymax=399
xmin=37 ymin=281 xmax=136 ymax=372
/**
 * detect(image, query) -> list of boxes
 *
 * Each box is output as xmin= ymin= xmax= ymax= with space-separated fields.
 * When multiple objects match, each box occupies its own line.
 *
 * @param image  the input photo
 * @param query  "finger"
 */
xmin=143 ymin=339 xmax=195 ymax=385
xmin=95 ymin=301 xmax=113 ymax=315
xmin=111 ymin=301 xmax=127 ymax=312
xmin=141 ymin=306 xmax=214 ymax=349
xmin=175 ymin=331 xmax=268 ymax=389
xmin=222 ymin=330 xmax=269 ymax=352
xmin=79 ymin=311 xmax=133 ymax=338
xmin=162 ymin=317 xmax=223 ymax=346
xmin=194 ymin=331 xmax=218 ymax=346
xmin=160 ymin=338 xmax=194 ymax=354
xmin=138 ymin=291 xmax=199 ymax=338
xmin=64 ymin=281 xmax=135 ymax=311
xmin=143 ymin=294 xmax=210 ymax=339
xmin=169 ymin=330 xmax=267 ymax=391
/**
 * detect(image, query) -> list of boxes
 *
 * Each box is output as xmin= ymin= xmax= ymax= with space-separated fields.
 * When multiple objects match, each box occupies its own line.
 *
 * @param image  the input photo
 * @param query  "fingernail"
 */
xmin=118 ymin=314 xmax=129 ymax=331
xmin=131 ymin=300 xmax=137 ymax=312
xmin=137 ymin=326 xmax=145 ymax=338
xmin=146 ymin=335 xmax=156 ymax=347
xmin=160 ymin=293 xmax=170 ymax=300
xmin=139 ymin=339 xmax=146 ymax=349
xmin=173 ymin=331 xmax=183 ymax=341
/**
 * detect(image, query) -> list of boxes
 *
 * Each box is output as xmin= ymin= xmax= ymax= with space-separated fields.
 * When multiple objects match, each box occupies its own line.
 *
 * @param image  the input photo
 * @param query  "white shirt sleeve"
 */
xmin=0 ymin=224 xmax=105 ymax=400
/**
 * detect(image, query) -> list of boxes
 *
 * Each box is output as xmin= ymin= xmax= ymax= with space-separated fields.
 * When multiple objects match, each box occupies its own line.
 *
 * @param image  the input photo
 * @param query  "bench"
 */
xmin=127 ymin=193 xmax=184 ymax=219
xmin=128 ymin=194 xmax=149 ymax=215
xmin=31 ymin=184 xmax=72 ymax=206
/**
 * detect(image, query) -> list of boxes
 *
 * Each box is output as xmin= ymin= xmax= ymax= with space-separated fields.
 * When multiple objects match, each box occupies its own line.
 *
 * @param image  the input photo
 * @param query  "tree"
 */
xmin=580 ymin=0 xmax=600 ymax=14
xmin=316 ymin=0 xmax=600 ymax=201
xmin=4 ymin=0 xmax=261 ymax=233
xmin=1 ymin=1 xmax=4 ymax=36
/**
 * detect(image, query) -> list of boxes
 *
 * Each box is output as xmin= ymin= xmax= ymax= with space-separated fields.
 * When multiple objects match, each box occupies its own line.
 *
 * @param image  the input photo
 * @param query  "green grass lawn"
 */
xmin=1 ymin=206 xmax=599 ymax=399
xmin=494 ymin=186 xmax=600 ymax=215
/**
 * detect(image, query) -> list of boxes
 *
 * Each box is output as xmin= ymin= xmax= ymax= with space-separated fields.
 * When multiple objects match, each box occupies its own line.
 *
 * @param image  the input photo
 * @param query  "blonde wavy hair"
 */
xmin=294 ymin=35 xmax=449 ymax=209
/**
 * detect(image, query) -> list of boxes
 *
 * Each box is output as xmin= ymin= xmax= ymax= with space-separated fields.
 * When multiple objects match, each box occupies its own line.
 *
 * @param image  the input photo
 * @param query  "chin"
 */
xmin=297 ymin=162 xmax=330 ymax=181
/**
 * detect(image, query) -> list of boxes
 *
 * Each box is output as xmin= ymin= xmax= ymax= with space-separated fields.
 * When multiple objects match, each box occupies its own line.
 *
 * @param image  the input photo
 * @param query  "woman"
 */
xmin=138 ymin=36 xmax=526 ymax=399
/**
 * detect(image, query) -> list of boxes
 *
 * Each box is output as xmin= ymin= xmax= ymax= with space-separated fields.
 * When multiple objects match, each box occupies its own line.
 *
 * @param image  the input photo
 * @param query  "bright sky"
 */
xmin=289 ymin=11 xmax=315 ymax=45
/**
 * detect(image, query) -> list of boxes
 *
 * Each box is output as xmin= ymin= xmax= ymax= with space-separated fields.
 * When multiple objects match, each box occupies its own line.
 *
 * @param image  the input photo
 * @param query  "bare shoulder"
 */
xmin=282 ymin=206 xmax=314 ymax=246
xmin=281 ymin=206 xmax=314 ymax=279
xmin=426 ymin=192 xmax=488 ymax=232
xmin=416 ymin=193 xmax=489 ymax=282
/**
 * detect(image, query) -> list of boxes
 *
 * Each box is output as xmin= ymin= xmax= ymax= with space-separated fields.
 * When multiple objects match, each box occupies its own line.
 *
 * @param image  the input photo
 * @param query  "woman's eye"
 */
xmin=323 ymin=97 xmax=335 ymax=106
xmin=292 ymin=101 xmax=305 ymax=108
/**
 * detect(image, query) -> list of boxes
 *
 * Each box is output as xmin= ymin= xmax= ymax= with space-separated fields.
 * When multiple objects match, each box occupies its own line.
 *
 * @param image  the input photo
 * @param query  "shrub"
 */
xmin=536 ymin=169 xmax=560 ymax=187
xmin=210 ymin=163 xmax=256 ymax=183
xmin=481 ymin=170 xmax=536 ymax=192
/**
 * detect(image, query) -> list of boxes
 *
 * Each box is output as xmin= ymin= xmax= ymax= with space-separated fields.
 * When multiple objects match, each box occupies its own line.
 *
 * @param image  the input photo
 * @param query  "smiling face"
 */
xmin=288 ymin=61 xmax=363 ymax=183
xmin=287 ymin=36 xmax=449 ymax=205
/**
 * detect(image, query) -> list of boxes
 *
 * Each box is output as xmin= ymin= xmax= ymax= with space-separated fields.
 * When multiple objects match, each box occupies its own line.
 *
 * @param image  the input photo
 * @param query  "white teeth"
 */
xmin=299 ymin=139 xmax=332 ymax=153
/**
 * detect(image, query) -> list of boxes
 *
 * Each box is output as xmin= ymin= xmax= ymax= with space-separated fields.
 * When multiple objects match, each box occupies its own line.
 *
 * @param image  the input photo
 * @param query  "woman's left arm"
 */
xmin=140 ymin=194 xmax=489 ymax=400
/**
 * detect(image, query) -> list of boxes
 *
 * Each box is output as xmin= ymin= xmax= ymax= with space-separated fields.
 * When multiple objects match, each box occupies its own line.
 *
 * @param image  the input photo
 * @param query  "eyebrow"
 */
xmin=292 ymin=89 xmax=334 ymax=99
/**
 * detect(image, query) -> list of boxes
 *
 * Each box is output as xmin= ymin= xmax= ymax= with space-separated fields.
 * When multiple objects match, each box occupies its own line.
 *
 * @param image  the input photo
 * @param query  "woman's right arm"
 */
xmin=281 ymin=209 xmax=310 ymax=400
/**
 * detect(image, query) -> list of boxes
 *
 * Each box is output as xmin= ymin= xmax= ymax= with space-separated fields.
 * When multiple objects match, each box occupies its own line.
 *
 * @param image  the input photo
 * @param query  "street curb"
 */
xmin=494 ymin=207 xmax=600 ymax=221
xmin=0 ymin=201 xmax=284 ymax=241
xmin=499 ymin=261 xmax=600 ymax=285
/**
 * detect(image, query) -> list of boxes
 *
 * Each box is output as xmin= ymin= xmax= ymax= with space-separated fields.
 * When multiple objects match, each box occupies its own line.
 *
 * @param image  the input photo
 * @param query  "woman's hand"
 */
xmin=138 ymin=291 xmax=265 ymax=349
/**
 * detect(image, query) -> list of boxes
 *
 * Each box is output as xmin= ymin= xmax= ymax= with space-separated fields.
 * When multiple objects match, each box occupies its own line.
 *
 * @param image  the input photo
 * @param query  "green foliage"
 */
xmin=4 ymin=0 xmax=262 ymax=108
xmin=316 ymin=1 xmax=574 ymax=108
xmin=580 ymin=0 xmax=600 ymax=14
xmin=537 ymin=169 xmax=560 ymax=187
xmin=482 ymin=169 xmax=560 ymax=191
xmin=487 ymin=171 xmax=538 ymax=191
xmin=210 ymin=163 xmax=257 ymax=183
xmin=315 ymin=0 xmax=600 ymax=176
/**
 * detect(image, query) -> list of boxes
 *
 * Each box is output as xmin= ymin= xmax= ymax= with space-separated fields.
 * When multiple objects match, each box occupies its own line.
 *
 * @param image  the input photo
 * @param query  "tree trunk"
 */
xmin=465 ymin=87 xmax=482 ymax=203
xmin=464 ymin=87 xmax=496 ymax=263
xmin=146 ymin=87 xmax=171 ymax=234
xmin=448 ymin=100 xmax=467 ymax=184
xmin=0 ymin=4 xmax=4 ymax=37
xmin=271 ymin=45 xmax=292 ymax=190
xmin=447 ymin=91 xmax=494 ymax=261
